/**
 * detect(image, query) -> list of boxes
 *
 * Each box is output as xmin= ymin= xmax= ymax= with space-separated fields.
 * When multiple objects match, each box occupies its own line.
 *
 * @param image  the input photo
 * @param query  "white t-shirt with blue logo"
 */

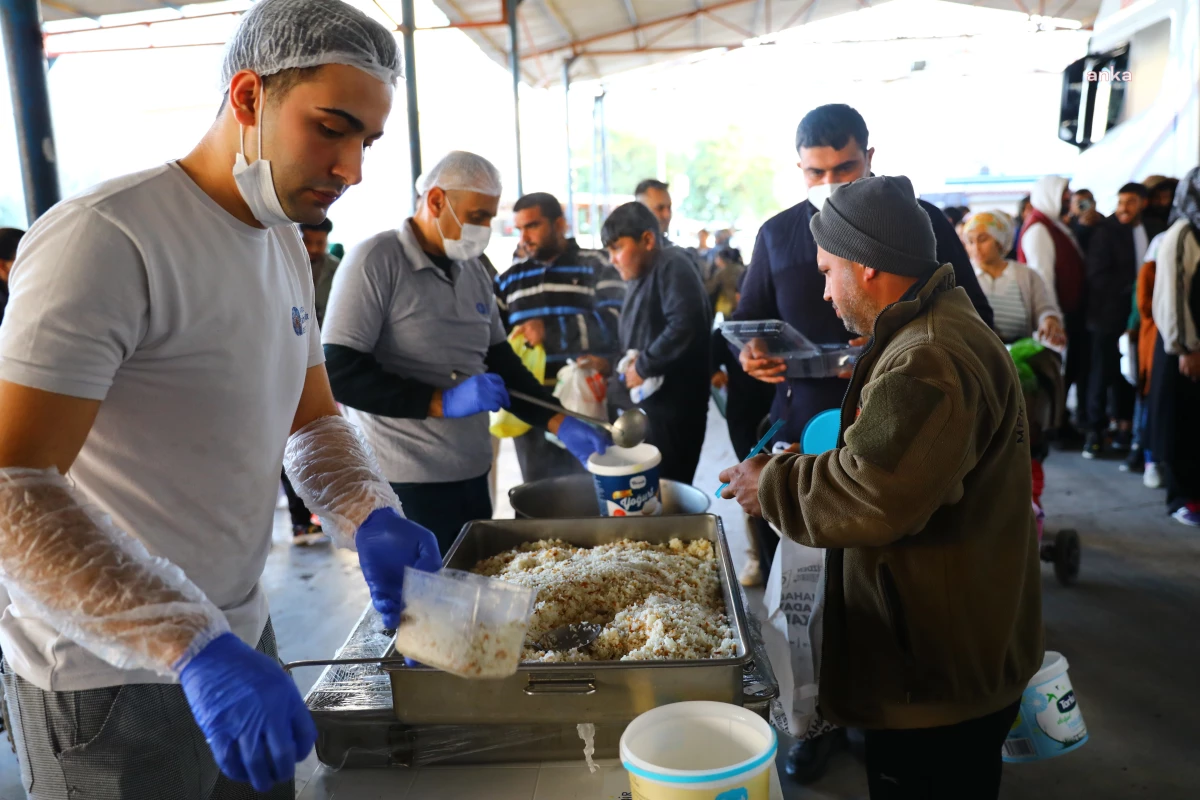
xmin=0 ymin=162 xmax=323 ymax=691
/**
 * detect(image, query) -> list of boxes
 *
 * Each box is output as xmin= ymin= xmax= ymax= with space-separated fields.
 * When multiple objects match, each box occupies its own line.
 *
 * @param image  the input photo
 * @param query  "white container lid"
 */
xmin=587 ymin=443 xmax=662 ymax=476
xmin=1028 ymin=651 xmax=1069 ymax=687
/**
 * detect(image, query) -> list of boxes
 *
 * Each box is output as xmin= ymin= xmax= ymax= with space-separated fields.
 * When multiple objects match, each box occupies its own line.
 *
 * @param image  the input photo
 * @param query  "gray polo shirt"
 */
xmin=322 ymin=220 xmax=505 ymax=483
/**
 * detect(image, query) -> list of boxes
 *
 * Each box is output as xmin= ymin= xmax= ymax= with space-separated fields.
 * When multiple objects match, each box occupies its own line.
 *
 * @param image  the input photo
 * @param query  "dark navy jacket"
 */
xmin=732 ymin=198 xmax=994 ymax=445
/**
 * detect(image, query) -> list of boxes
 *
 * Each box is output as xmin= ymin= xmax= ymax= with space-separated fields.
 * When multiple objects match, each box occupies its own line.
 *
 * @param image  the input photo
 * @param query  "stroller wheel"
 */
xmin=1054 ymin=529 xmax=1081 ymax=586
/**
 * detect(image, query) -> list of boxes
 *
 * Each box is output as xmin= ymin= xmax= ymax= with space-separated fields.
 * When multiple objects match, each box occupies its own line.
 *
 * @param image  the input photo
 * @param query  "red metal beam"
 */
xmin=523 ymin=0 xmax=756 ymax=58
xmin=45 ymin=39 xmax=225 ymax=56
xmin=577 ymin=44 xmax=742 ymax=55
xmin=780 ymin=0 xmax=817 ymax=32
xmin=700 ymin=9 xmax=755 ymax=39
xmin=42 ymin=8 xmax=239 ymax=35
xmin=643 ymin=16 xmax=694 ymax=48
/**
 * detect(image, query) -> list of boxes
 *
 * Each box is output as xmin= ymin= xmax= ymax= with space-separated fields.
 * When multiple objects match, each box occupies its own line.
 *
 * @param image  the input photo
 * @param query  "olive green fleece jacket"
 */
xmin=759 ymin=263 xmax=1043 ymax=731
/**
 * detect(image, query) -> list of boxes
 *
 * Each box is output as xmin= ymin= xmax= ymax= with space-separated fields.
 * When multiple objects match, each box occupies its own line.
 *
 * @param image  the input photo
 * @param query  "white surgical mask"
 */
xmin=232 ymin=87 xmax=294 ymax=228
xmin=436 ymin=196 xmax=492 ymax=260
xmin=807 ymin=181 xmax=849 ymax=211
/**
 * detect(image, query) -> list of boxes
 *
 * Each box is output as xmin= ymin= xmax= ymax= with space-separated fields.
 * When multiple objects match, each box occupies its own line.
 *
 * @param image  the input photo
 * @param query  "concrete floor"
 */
xmin=0 ymin=402 xmax=1196 ymax=798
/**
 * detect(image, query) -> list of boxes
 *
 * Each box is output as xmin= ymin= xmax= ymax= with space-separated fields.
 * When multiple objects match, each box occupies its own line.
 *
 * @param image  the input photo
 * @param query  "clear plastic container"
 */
xmin=393 ymin=567 xmax=536 ymax=679
xmin=720 ymin=320 xmax=861 ymax=379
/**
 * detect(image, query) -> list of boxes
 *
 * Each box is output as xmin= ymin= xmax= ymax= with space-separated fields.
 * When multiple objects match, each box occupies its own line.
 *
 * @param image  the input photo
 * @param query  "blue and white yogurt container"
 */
xmin=1003 ymin=651 xmax=1088 ymax=763
xmin=587 ymin=443 xmax=663 ymax=517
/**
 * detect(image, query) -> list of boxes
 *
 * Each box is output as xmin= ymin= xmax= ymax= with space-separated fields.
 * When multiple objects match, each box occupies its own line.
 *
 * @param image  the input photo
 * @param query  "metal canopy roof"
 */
xmin=433 ymin=0 xmax=1102 ymax=85
xmin=35 ymin=0 xmax=1101 ymax=83
xmin=38 ymin=0 xmax=229 ymax=22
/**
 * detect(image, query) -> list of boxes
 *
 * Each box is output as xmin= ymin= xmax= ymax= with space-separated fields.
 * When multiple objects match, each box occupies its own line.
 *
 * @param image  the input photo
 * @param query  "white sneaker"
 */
xmin=1172 ymin=507 xmax=1200 ymax=527
xmin=1144 ymin=463 xmax=1163 ymax=489
xmin=739 ymin=557 xmax=764 ymax=587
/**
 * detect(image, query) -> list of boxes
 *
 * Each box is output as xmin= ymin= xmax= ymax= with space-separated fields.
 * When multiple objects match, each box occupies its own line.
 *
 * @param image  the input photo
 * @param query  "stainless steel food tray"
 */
xmin=382 ymin=514 xmax=753 ymax=725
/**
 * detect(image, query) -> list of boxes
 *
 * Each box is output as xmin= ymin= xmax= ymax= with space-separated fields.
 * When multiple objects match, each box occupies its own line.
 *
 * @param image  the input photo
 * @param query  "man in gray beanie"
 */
xmin=721 ymin=175 xmax=1043 ymax=799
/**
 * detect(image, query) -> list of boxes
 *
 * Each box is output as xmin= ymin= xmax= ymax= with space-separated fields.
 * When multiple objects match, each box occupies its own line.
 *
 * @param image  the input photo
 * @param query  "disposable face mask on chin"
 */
xmin=807 ymin=181 xmax=849 ymax=210
xmin=437 ymin=198 xmax=492 ymax=260
xmin=232 ymin=87 xmax=294 ymax=228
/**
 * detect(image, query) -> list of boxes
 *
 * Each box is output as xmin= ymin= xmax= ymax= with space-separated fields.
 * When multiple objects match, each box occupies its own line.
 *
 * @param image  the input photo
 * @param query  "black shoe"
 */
xmin=1120 ymin=445 xmax=1145 ymax=473
xmin=1111 ymin=429 xmax=1132 ymax=453
xmin=1082 ymin=432 xmax=1102 ymax=460
xmin=784 ymin=729 xmax=845 ymax=784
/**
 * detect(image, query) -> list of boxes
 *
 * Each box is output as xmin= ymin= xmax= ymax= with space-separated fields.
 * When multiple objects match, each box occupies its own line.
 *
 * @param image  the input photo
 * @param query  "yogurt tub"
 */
xmin=1003 ymin=651 xmax=1088 ymax=762
xmin=587 ymin=443 xmax=663 ymax=517
xmin=620 ymin=701 xmax=777 ymax=800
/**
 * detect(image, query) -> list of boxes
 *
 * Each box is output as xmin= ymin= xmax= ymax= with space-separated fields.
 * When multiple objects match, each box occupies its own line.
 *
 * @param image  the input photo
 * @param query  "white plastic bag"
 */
xmin=553 ymin=359 xmax=608 ymax=419
xmin=761 ymin=526 xmax=826 ymax=739
xmin=616 ymin=349 xmax=664 ymax=404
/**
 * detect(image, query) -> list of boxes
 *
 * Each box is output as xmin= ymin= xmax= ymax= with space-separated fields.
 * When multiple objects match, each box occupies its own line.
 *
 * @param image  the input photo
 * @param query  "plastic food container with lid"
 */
xmin=392 ymin=567 xmax=536 ymax=679
xmin=720 ymin=320 xmax=861 ymax=379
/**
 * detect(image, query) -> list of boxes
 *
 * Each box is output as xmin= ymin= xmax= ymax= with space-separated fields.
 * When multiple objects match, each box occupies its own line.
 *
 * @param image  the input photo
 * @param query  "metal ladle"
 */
xmin=507 ymin=389 xmax=648 ymax=449
xmin=536 ymin=621 xmax=603 ymax=652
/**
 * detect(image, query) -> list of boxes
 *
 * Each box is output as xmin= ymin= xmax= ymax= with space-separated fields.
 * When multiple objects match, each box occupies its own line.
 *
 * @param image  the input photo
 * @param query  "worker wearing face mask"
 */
xmin=322 ymin=151 xmax=608 ymax=553
xmin=0 ymin=1 xmax=450 ymax=795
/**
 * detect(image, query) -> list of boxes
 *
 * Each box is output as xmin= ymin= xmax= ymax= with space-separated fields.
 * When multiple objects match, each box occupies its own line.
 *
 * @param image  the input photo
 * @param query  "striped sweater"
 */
xmin=494 ymin=239 xmax=625 ymax=380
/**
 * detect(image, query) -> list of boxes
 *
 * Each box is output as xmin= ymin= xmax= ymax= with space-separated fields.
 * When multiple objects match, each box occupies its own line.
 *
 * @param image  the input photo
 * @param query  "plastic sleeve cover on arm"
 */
xmin=282 ymin=415 xmax=402 ymax=549
xmin=0 ymin=467 xmax=230 ymax=676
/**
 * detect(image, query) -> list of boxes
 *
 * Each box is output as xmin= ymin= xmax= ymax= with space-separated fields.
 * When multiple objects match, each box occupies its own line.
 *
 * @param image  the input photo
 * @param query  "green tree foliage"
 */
xmin=572 ymin=127 xmax=777 ymax=226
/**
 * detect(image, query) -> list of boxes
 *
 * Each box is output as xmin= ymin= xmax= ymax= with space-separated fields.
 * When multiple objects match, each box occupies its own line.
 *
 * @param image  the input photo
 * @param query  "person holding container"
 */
xmin=721 ymin=176 xmax=1042 ymax=800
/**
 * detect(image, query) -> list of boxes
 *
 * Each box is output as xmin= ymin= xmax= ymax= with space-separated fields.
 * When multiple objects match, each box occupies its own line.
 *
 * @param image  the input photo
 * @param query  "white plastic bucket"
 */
xmin=620 ymin=701 xmax=777 ymax=800
xmin=587 ymin=443 xmax=663 ymax=517
xmin=1003 ymin=651 xmax=1088 ymax=763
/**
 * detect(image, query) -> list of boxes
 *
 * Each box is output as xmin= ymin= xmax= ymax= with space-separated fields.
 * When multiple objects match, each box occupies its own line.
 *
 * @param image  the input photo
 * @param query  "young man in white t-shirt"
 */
xmin=0 ymin=1 xmax=441 ymax=797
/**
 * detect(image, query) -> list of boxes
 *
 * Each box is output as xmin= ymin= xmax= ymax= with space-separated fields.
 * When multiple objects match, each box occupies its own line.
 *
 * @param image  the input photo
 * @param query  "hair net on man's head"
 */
xmin=415 ymin=151 xmax=503 ymax=197
xmin=221 ymin=0 xmax=403 ymax=88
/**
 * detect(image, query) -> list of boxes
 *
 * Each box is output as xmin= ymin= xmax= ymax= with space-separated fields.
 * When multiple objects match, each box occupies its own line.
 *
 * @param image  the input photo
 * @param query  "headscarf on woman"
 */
xmin=962 ymin=210 xmax=1015 ymax=258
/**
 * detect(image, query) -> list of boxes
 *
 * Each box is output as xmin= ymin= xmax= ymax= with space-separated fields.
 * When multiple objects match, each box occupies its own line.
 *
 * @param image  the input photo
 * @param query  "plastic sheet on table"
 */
xmin=296 ymin=589 xmax=780 ymax=768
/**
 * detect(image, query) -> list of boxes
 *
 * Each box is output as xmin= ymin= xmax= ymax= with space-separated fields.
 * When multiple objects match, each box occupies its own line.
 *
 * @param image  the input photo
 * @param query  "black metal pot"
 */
xmin=508 ymin=474 xmax=711 ymax=519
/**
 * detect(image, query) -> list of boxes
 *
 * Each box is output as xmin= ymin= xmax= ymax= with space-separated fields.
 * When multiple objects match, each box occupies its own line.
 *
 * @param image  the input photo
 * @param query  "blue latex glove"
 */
xmin=442 ymin=373 xmax=510 ymax=418
xmin=356 ymin=507 xmax=442 ymax=629
xmin=180 ymin=632 xmax=317 ymax=792
xmin=557 ymin=416 xmax=611 ymax=465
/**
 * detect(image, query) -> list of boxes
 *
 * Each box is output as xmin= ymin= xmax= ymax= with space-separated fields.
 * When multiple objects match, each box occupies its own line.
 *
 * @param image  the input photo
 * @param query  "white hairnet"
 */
xmin=416 ymin=151 xmax=503 ymax=197
xmin=221 ymin=0 xmax=403 ymax=88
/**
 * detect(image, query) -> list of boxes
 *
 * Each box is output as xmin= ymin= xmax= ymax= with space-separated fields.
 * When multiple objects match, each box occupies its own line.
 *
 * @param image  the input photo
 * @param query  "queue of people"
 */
xmin=982 ymin=173 xmax=1199 ymax=528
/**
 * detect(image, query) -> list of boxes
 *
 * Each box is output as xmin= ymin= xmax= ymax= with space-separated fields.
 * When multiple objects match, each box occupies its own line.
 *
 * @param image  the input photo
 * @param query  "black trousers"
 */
xmin=1149 ymin=335 xmax=1200 ymax=510
xmin=641 ymin=394 xmax=707 ymax=484
xmin=864 ymin=700 xmax=1020 ymax=800
xmin=390 ymin=472 xmax=492 ymax=556
xmin=1085 ymin=330 xmax=1135 ymax=432
xmin=280 ymin=470 xmax=311 ymax=528
xmin=1063 ymin=311 xmax=1090 ymax=426
xmin=513 ymin=430 xmax=585 ymax=483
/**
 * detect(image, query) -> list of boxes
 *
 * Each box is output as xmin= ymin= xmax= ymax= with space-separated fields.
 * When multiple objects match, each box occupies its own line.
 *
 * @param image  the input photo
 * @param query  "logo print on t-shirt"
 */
xmin=291 ymin=306 xmax=309 ymax=336
xmin=475 ymin=302 xmax=487 ymax=315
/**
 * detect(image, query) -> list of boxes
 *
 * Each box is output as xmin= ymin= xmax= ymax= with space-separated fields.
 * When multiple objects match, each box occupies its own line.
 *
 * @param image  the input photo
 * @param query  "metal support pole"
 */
xmin=1 ymin=0 xmax=61 ymax=223
xmin=599 ymin=89 xmax=610 ymax=221
xmin=563 ymin=56 xmax=576 ymax=236
xmin=400 ymin=0 xmax=421 ymax=210
xmin=507 ymin=0 xmax=524 ymax=197
xmin=590 ymin=94 xmax=601 ymax=247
